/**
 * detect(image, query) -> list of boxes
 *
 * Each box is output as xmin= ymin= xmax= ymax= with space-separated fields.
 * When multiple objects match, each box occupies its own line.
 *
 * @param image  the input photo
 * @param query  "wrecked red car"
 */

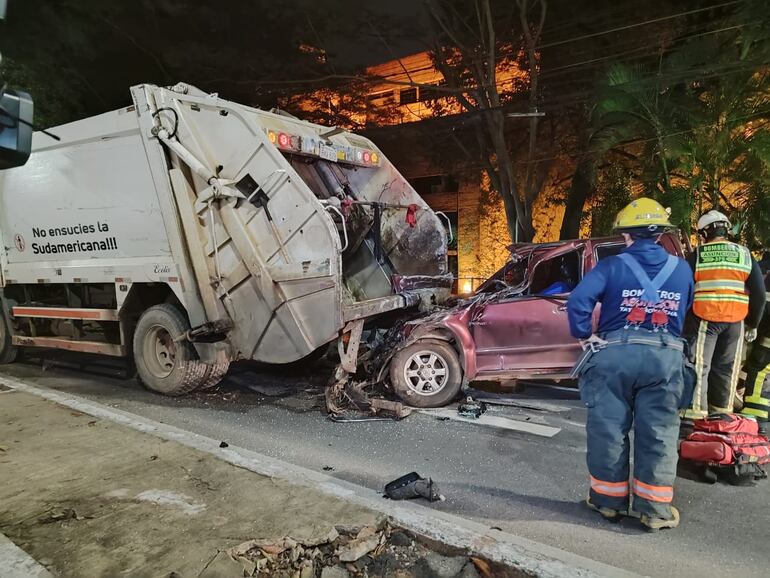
xmin=381 ymin=233 xmax=686 ymax=407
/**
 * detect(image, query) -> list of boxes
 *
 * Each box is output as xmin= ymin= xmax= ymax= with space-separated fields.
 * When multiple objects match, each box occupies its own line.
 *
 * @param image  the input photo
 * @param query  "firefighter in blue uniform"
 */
xmin=567 ymin=198 xmax=694 ymax=531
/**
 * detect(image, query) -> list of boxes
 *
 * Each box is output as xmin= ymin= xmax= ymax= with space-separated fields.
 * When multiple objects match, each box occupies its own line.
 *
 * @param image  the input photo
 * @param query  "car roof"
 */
xmin=507 ymin=235 xmax=623 ymax=253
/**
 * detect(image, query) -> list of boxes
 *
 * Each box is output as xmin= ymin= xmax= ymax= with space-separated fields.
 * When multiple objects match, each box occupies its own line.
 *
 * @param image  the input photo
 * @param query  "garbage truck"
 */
xmin=0 ymin=83 xmax=451 ymax=397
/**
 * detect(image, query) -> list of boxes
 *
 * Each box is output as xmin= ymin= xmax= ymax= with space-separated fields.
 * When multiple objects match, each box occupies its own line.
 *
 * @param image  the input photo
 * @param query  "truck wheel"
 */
xmin=0 ymin=309 xmax=18 ymax=364
xmin=389 ymin=339 xmax=462 ymax=408
xmin=197 ymin=360 xmax=230 ymax=390
xmin=133 ymin=304 xmax=206 ymax=396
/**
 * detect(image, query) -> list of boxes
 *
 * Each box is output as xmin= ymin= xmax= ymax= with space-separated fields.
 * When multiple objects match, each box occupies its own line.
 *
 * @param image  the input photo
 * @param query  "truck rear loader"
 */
xmin=0 ymin=83 xmax=451 ymax=396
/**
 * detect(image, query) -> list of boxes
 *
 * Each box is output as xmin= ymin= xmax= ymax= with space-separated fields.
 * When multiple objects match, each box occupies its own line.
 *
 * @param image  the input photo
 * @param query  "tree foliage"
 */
xmin=0 ymin=0 xmax=388 ymax=126
xmin=585 ymin=163 xmax=633 ymax=237
xmin=589 ymin=0 xmax=770 ymax=245
xmin=552 ymin=0 xmax=727 ymax=239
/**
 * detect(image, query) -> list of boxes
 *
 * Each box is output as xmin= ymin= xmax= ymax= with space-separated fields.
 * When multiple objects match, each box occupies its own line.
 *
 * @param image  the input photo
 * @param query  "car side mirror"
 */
xmin=0 ymin=87 xmax=34 ymax=169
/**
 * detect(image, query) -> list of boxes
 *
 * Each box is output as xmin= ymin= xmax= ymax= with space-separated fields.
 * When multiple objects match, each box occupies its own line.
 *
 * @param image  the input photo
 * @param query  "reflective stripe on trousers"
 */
xmin=632 ymin=479 xmax=673 ymax=503
xmin=590 ymin=476 xmax=629 ymax=498
xmin=741 ymin=341 xmax=770 ymax=421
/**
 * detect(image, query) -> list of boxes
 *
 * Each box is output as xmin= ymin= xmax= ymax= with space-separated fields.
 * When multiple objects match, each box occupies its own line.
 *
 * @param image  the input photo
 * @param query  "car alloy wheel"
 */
xmin=402 ymin=349 xmax=449 ymax=396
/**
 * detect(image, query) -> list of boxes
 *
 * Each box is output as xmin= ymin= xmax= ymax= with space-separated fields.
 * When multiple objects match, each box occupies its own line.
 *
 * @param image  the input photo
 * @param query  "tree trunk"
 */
xmin=499 ymin=190 xmax=526 ymax=243
xmin=560 ymin=158 xmax=596 ymax=240
xmin=484 ymin=111 xmax=535 ymax=242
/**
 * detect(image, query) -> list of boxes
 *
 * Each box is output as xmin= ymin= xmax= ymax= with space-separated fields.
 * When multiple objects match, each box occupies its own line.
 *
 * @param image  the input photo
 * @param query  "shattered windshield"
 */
xmin=475 ymin=245 xmax=550 ymax=294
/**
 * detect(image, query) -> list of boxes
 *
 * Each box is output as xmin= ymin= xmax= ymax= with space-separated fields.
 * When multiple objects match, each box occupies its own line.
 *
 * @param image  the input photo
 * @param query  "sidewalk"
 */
xmin=0 ymin=390 xmax=384 ymax=577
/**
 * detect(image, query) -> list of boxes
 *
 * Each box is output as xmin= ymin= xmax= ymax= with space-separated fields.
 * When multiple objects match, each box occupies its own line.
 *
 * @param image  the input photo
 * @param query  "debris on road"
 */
xmin=37 ymin=508 xmax=87 ymax=524
xmin=328 ymin=413 xmax=400 ymax=423
xmin=325 ymin=375 xmax=413 ymax=421
xmin=370 ymin=398 xmax=413 ymax=419
xmin=471 ymin=556 xmax=493 ymax=577
xmin=457 ymin=397 xmax=487 ymax=419
xmin=415 ymin=551 xmax=469 ymax=577
xmin=226 ymin=523 xmax=491 ymax=577
xmin=218 ymin=441 xmax=229 ymax=448
xmin=337 ymin=526 xmax=384 ymax=562
xmin=420 ymin=407 xmax=562 ymax=438
xmin=226 ymin=525 xmax=373 ymax=576
xmin=384 ymin=472 xmax=445 ymax=502
xmin=465 ymin=388 xmax=573 ymax=413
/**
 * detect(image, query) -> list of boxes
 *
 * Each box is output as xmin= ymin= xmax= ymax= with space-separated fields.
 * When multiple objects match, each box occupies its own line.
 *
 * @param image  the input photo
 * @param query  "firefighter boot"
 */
xmin=640 ymin=506 xmax=680 ymax=532
xmin=585 ymin=497 xmax=625 ymax=522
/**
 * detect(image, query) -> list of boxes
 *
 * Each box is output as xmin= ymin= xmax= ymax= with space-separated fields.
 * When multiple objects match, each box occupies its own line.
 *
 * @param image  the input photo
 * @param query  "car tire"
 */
xmin=133 ymin=304 xmax=206 ymax=396
xmin=390 ymin=339 xmax=462 ymax=408
xmin=0 ymin=308 xmax=18 ymax=364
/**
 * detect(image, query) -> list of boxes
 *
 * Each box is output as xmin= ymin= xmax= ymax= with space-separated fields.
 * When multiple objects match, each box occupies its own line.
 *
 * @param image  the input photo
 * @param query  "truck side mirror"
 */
xmin=0 ymin=88 xmax=34 ymax=169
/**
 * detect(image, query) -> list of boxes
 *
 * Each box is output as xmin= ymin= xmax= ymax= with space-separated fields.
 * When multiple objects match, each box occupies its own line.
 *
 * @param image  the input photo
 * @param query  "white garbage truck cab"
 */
xmin=0 ymin=83 xmax=451 ymax=395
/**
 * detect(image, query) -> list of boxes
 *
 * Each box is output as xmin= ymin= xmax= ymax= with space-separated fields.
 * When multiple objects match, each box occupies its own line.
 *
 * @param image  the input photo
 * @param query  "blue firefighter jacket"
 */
xmin=567 ymin=238 xmax=694 ymax=339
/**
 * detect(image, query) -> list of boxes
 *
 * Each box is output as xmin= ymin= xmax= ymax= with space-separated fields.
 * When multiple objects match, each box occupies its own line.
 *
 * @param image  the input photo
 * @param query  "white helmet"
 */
xmin=697 ymin=210 xmax=731 ymax=232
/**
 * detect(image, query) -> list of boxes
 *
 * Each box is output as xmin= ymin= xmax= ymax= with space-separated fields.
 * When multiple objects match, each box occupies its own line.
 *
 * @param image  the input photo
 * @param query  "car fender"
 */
xmin=377 ymin=310 xmax=476 ymax=385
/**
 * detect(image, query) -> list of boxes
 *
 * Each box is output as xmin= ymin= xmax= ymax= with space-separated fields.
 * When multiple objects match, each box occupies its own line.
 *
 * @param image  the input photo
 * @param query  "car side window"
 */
xmin=595 ymin=243 xmax=625 ymax=261
xmin=529 ymin=249 xmax=582 ymax=295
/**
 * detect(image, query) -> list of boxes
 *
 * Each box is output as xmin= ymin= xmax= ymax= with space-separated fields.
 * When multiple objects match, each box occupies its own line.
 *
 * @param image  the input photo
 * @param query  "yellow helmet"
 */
xmin=613 ymin=197 xmax=673 ymax=231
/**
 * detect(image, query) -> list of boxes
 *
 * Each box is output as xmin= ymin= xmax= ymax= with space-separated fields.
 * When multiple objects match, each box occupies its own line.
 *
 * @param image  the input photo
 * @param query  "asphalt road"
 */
xmin=1 ymin=355 xmax=767 ymax=578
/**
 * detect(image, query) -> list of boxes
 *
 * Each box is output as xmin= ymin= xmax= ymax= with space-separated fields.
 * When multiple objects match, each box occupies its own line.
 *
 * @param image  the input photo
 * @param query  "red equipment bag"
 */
xmin=680 ymin=415 xmax=770 ymax=466
xmin=680 ymin=439 xmax=734 ymax=465
xmin=692 ymin=413 xmax=758 ymax=435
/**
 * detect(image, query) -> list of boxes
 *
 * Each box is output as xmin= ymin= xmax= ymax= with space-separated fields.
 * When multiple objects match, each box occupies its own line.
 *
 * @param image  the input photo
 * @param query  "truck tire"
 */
xmin=389 ymin=339 xmax=462 ymax=408
xmin=0 ymin=309 xmax=18 ymax=364
xmin=133 ymin=304 xmax=206 ymax=396
xmin=197 ymin=360 xmax=230 ymax=390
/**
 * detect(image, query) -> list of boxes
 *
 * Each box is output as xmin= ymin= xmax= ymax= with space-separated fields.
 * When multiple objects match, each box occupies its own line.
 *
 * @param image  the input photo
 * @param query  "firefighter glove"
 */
xmin=745 ymin=327 xmax=758 ymax=343
xmin=580 ymin=334 xmax=609 ymax=352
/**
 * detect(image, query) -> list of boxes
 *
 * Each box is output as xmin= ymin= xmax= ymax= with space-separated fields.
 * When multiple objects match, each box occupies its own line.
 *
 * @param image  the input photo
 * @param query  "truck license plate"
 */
xmin=319 ymin=143 xmax=337 ymax=162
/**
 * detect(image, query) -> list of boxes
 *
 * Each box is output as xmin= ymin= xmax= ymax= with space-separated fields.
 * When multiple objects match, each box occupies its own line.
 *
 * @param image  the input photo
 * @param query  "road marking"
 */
xmin=419 ymin=408 xmax=562 ymax=437
xmin=0 ymin=375 xmax=640 ymax=578
xmin=0 ymin=533 xmax=54 ymax=578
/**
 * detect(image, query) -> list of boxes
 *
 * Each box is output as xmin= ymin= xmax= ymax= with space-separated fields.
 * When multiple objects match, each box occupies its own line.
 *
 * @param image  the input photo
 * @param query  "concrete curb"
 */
xmin=0 ymin=533 xmax=54 ymax=578
xmin=1 ymin=375 xmax=646 ymax=578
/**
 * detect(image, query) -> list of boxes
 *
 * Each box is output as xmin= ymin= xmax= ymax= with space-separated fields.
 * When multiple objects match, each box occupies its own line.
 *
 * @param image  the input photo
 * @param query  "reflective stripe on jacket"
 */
xmin=693 ymin=241 xmax=752 ymax=322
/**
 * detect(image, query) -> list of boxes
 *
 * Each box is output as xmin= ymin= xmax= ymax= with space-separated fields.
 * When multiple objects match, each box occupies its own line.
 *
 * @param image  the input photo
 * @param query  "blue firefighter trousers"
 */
xmin=579 ymin=330 xmax=687 ymax=519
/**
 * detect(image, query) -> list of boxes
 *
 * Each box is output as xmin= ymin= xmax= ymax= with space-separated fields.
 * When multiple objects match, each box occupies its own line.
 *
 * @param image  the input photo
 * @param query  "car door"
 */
xmin=470 ymin=245 xmax=585 ymax=375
